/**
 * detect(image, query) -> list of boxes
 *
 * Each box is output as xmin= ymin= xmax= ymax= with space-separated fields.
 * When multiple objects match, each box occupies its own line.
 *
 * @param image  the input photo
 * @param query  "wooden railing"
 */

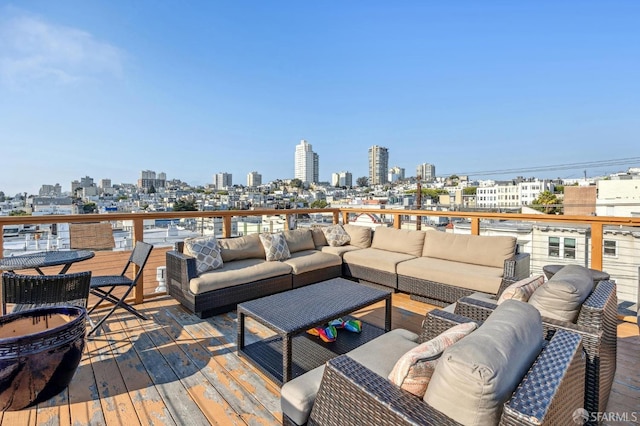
xmin=2 ymin=208 xmax=640 ymax=305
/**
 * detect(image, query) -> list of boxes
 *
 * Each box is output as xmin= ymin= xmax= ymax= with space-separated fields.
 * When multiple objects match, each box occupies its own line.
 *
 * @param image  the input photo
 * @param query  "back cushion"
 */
xmin=343 ymin=224 xmax=372 ymax=248
xmin=424 ymin=300 xmax=543 ymax=425
xmin=284 ymin=229 xmax=316 ymax=253
xmin=310 ymin=226 xmax=328 ymax=248
xmin=218 ymin=233 xmax=266 ymax=262
xmin=422 ymin=232 xmax=516 ymax=268
xmin=528 ymin=264 xmax=594 ymax=322
xmin=371 ymin=227 xmax=426 ymax=257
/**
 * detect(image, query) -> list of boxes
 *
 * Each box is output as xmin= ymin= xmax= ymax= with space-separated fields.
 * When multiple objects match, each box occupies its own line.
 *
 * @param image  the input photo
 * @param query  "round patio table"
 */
xmin=0 ymin=250 xmax=95 ymax=275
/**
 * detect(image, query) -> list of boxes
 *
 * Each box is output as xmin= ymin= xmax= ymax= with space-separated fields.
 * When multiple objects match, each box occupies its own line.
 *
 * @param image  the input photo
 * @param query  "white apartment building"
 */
xmin=368 ymin=145 xmax=388 ymax=185
xmin=247 ymin=171 xmax=262 ymax=187
xmin=476 ymin=179 xmax=554 ymax=209
xmin=596 ymin=177 xmax=640 ymax=217
xmin=388 ymin=166 xmax=405 ymax=182
xmin=294 ymin=140 xmax=319 ymax=185
xmin=331 ymin=171 xmax=352 ymax=187
xmin=214 ymin=172 xmax=233 ymax=190
xmin=416 ymin=163 xmax=436 ymax=181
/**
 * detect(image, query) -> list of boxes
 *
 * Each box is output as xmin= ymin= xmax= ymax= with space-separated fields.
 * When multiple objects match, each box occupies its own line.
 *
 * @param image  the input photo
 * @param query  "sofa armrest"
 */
xmin=454 ymin=296 xmax=498 ymax=323
xmin=166 ymin=250 xmax=198 ymax=293
xmin=502 ymin=329 xmax=585 ymax=425
xmin=308 ymin=355 xmax=456 ymax=426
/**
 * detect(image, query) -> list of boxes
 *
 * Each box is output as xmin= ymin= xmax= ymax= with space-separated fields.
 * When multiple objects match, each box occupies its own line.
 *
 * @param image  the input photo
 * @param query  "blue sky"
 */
xmin=1 ymin=1 xmax=639 ymax=196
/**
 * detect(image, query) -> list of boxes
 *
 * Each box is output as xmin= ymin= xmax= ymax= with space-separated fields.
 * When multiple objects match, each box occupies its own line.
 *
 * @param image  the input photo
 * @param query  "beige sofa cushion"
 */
xmin=310 ymin=226 xmax=328 ymax=248
xmin=343 ymin=248 xmax=416 ymax=274
xmin=371 ymin=227 xmax=426 ymax=257
xmin=320 ymin=245 xmax=362 ymax=258
xmin=189 ymin=258 xmax=291 ymax=294
xmin=528 ymin=264 xmax=594 ymax=322
xmin=280 ymin=329 xmax=419 ymax=426
xmin=424 ymin=300 xmax=543 ymax=425
xmin=218 ymin=233 xmax=266 ymax=262
xmin=422 ymin=232 xmax=516 ymax=268
xmin=284 ymin=229 xmax=316 ymax=253
xmin=343 ymin=224 xmax=372 ymax=248
xmin=283 ymin=250 xmax=342 ymax=275
xmin=397 ymin=257 xmax=504 ymax=294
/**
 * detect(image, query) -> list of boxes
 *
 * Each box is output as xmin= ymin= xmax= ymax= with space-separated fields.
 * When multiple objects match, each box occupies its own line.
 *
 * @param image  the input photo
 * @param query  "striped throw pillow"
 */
xmin=497 ymin=274 xmax=545 ymax=304
xmin=388 ymin=321 xmax=477 ymax=397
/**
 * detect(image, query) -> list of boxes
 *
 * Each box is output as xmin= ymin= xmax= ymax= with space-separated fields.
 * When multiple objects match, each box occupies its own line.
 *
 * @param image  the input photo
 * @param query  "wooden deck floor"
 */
xmin=1 ymin=292 xmax=638 ymax=426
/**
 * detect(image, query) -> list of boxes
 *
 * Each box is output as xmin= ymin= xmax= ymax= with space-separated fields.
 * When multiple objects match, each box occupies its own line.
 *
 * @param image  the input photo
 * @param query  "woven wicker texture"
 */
xmin=2 ymin=271 xmax=92 ymax=314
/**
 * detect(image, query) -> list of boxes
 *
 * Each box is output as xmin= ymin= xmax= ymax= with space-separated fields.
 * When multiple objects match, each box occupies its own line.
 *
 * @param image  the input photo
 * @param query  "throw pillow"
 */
xmin=388 ymin=321 xmax=477 ymax=397
xmin=497 ymin=274 xmax=545 ymax=304
xmin=322 ymin=224 xmax=351 ymax=247
xmin=259 ymin=232 xmax=291 ymax=261
xmin=183 ymin=235 xmax=224 ymax=274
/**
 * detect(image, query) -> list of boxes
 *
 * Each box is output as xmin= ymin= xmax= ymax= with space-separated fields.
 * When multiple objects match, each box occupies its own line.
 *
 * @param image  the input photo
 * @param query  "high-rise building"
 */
xmin=39 ymin=184 xmax=62 ymax=197
xmin=416 ymin=163 xmax=436 ymax=181
xmin=294 ymin=140 xmax=319 ymax=185
xmin=331 ymin=171 xmax=353 ymax=187
xmin=247 ymin=171 xmax=262 ymax=187
xmin=214 ymin=172 xmax=232 ymax=190
xmin=138 ymin=170 xmax=166 ymax=190
xmin=368 ymin=145 xmax=389 ymax=185
xmin=388 ymin=166 xmax=405 ymax=182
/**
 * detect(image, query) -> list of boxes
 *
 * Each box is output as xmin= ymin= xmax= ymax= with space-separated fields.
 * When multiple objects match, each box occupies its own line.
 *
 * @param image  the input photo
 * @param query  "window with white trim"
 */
xmin=548 ymin=237 xmax=560 ymax=257
xmin=603 ymin=240 xmax=617 ymax=257
xmin=563 ymin=238 xmax=576 ymax=259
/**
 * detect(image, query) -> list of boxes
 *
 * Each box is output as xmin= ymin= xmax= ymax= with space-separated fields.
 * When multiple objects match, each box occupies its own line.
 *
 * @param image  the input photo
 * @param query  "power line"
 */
xmin=441 ymin=157 xmax=640 ymax=178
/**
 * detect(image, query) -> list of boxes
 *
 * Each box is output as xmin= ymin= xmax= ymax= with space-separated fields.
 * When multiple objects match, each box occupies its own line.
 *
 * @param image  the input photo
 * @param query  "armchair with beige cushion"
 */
xmin=433 ymin=264 xmax=617 ymax=419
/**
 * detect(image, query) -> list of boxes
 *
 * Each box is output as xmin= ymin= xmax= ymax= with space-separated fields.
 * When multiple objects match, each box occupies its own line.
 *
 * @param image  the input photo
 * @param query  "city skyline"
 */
xmin=1 ymin=2 xmax=639 ymax=196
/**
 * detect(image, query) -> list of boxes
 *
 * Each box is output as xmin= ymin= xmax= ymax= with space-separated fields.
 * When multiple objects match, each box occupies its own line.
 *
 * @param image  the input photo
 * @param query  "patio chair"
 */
xmin=87 ymin=241 xmax=153 ymax=336
xmin=428 ymin=275 xmax=618 ymax=420
xmin=1 ymin=271 xmax=92 ymax=314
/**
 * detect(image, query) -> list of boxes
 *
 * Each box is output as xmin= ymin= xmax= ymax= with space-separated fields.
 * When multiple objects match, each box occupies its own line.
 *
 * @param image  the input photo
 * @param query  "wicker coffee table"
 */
xmin=237 ymin=278 xmax=392 ymax=385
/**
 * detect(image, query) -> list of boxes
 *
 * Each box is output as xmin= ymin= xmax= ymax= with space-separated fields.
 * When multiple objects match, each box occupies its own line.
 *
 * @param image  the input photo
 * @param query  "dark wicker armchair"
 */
xmin=1 ymin=271 xmax=92 ymax=314
xmin=307 ymin=322 xmax=585 ymax=426
xmin=435 ymin=279 xmax=617 ymax=420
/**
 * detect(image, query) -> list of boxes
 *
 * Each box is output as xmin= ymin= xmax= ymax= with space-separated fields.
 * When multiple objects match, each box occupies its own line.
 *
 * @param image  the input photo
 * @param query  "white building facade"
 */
xmin=294 ymin=140 xmax=319 ymax=185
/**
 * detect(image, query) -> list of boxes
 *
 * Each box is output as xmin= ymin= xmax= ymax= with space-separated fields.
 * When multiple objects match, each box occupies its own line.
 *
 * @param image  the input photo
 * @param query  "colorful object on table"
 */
xmin=343 ymin=319 xmax=362 ymax=333
xmin=328 ymin=318 xmax=345 ymax=328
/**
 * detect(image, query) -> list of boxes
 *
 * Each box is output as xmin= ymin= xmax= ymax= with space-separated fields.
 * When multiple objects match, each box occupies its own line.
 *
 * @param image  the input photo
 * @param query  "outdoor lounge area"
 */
xmin=0 ymin=210 xmax=639 ymax=425
xmin=0 ymin=289 xmax=637 ymax=425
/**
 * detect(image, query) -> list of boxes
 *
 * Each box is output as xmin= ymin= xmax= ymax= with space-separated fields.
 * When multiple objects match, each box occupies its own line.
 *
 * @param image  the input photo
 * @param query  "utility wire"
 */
xmin=441 ymin=157 xmax=640 ymax=178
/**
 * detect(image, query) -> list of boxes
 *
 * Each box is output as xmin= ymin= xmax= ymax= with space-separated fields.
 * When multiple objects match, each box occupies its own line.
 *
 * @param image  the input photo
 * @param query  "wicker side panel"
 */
xmin=454 ymin=297 xmax=497 ymax=322
xmin=194 ymin=274 xmax=292 ymax=318
xmin=291 ymin=265 xmax=341 ymax=289
xmin=501 ymin=330 xmax=585 ymax=426
xmin=419 ymin=309 xmax=479 ymax=343
xmin=342 ymin=263 xmax=397 ymax=289
xmin=397 ymin=275 xmax=475 ymax=306
xmin=308 ymin=355 xmax=458 ymax=426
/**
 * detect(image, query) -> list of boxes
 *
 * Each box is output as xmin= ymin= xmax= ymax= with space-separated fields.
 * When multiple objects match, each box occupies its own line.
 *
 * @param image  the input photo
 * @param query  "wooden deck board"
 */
xmin=0 ymin=292 xmax=637 ymax=425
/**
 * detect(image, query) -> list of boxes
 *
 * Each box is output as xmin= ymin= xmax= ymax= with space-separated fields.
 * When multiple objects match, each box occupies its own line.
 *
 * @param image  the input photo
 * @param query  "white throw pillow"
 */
xmin=259 ymin=232 xmax=291 ymax=261
xmin=183 ymin=235 xmax=224 ymax=274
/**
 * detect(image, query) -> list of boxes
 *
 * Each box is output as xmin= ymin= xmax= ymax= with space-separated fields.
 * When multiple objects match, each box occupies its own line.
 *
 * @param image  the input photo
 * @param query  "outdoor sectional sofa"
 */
xmin=166 ymin=224 xmax=531 ymax=318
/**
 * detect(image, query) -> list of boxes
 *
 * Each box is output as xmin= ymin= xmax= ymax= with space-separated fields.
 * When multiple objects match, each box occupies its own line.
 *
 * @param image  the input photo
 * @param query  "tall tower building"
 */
xmin=214 ymin=172 xmax=232 ymax=190
xmin=368 ymin=145 xmax=389 ymax=185
xmin=416 ymin=163 xmax=436 ymax=181
xmin=294 ymin=140 xmax=319 ymax=185
xmin=247 ymin=171 xmax=262 ymax=187
xmin=388 ymin=166 xmax=405 ymax=182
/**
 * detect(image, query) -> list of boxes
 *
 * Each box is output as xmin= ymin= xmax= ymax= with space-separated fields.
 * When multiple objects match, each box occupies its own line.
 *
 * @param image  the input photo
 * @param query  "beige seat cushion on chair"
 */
xmin=424 ymin=300 xmax=543 ymax=425
xmin=189 ymin=258 xmax=291 ymax=294
xmin=343 ymin=248 xmax=416 ymax=274
xmin=283 ymin=250 xmax=342 ymax=275
xmin=342 ymin=224 xmax=372 ymax=248
xmin=397 ymin=257 xmax=504 ymax=294
xmin=320 ymin=245 xmax=362 ymax=258
xmin=218 ymin=234 xmax=266 ymax=262
xmin=284 ymin=229 xmax=316 ymax=253
xmin=280 ymin=329 xmax=419 ymax=426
